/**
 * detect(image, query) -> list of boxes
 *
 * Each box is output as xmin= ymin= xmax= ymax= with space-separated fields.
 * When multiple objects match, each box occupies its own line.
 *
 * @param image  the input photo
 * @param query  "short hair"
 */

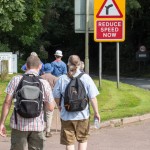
xmin=26 ymin=55 xmax=41 ymax=69
xmin=68 ymin=55 xmax=81 ymax=67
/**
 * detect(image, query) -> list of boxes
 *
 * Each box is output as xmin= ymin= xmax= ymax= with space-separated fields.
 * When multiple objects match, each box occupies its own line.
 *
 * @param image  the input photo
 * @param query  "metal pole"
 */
xmin=116 ymin=42 xmax=120 ymax=88
xmin=85 ymin=0 xmax=89 ymax=74
xmin=99 ymin=42 xmax=102 ymax=89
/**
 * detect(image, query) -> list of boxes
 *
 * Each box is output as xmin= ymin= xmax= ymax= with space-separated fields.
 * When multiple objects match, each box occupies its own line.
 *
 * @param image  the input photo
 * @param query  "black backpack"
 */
xmin=14 ymin=74 xmax=43 ymax=123
xmin=64 ymin=73 xmax=89 ymax=112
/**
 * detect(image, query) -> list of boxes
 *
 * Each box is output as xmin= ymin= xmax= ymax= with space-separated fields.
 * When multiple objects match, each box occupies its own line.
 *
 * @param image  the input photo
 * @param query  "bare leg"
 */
xmin=46 ymin=111 xmax=53 ymax=133
xmin=78 ymin=141 xmax=87 ymax=150
xmin=66 ymin=145 xmax=75 ymax=150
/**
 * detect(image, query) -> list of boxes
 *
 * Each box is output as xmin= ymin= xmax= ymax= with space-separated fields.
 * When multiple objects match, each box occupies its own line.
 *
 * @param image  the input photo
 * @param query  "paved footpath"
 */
xmin=1 ymin=109 xmax=150 ymax=150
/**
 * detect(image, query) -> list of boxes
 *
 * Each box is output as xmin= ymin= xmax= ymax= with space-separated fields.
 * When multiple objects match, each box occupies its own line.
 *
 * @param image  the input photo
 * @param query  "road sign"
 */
xmin=94 ymin=0 xmax=126 ymax=42
xmin=96 ymin=0 xmax=123 ymax=18
xmin=74 ymin=0 xmax=94 ymax=33
xmin=96 ymin=20 xmax=123 ymax=39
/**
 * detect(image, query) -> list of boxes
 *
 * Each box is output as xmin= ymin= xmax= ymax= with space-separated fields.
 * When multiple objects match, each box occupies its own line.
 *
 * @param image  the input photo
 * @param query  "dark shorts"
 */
xmin=60 ymin=118 xmax=90 ymax=145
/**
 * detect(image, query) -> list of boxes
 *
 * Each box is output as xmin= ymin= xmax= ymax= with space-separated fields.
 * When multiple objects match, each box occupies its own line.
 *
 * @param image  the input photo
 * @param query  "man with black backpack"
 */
xmin=53 ymin=55 xmax=100 ymax=150
xmin=0 ymin=55 xmax=55 ymax=150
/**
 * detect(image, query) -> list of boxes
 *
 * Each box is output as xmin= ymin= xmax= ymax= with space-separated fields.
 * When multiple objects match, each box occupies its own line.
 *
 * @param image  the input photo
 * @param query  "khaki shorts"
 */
xmin=60 ymin=118 xmax=90 ymax=145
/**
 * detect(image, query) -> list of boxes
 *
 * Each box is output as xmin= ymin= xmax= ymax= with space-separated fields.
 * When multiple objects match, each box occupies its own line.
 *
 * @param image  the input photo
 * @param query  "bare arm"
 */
xmin=45 ymin=101 xmax=55 ymax=112
xmin=42 ymin=80 xmax=55 ymax=111
xmin=90 ymin=97 xmax=100 ymax=122
xmin=54 ymin=98 xmax=61 ymax=111
xmin=0 ymin=94 xmax=12 ymax=137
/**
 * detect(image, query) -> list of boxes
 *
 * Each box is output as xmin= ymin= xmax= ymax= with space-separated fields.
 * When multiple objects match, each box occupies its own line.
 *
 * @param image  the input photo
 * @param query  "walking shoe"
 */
xmin=46 ymin=132 xmax=52 ymax=138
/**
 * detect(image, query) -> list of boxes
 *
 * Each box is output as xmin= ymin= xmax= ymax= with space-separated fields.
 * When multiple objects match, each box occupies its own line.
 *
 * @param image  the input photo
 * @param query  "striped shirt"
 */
xmin=5 ymin=70 xmax=54 ymax=131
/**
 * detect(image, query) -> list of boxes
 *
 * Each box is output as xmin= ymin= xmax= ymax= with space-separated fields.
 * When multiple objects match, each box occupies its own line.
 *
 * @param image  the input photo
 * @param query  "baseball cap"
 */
xmin=54 ymin=50 xmax=63 ymax=57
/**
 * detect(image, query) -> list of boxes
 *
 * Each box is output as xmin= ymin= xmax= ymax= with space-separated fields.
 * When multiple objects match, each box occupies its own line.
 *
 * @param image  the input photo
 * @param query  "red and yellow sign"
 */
xmin=94 ymin=0 xmax=126 ymax=42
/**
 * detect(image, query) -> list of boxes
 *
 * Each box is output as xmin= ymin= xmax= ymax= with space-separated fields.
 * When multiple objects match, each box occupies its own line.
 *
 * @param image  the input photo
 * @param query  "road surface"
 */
xmin=104 ymin=75 xmax=150 ymax=90
xmin=1 ymin=119 xmax=150 ymax=150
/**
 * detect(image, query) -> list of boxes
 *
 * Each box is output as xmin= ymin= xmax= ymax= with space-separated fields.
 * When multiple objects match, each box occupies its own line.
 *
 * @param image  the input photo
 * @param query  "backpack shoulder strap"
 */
xmin=14 ymin=74 xmax=25 ymax=124
xmin=76 ymin=73 xmax=85 ymax=79
xmin=36 ymin=76 xmax=43 ymax=80
xmin=14 ymin=74 xmax=25 ymax=95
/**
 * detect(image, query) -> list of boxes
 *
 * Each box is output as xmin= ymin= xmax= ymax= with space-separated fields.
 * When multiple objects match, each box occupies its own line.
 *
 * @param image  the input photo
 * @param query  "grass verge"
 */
xmin=90 ymin=78 xmax=150 ymax=121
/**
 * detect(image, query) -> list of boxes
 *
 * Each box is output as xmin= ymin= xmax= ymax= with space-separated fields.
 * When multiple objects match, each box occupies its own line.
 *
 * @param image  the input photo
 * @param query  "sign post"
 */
xmin=116 ymin=42 xmax=120 ymax=88
xmin=74 ymin=0 xmax=94 ymax=74
xmin=85 ymin=0 xmax=90 ymax=74
xmin=99 ymin=43 xmax=102 ymax=88
xmin=94 ymin=0 xmax=126 ymax=88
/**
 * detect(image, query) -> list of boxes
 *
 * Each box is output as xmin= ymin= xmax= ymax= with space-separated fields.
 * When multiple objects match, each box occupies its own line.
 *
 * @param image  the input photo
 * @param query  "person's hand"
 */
xmin=94 ymin=113 xmax=101 ymax=123
xmin=0 ymin=123 xmax=7 ymax=137
xmin=55 ymin=104 xmax=61 ymax=112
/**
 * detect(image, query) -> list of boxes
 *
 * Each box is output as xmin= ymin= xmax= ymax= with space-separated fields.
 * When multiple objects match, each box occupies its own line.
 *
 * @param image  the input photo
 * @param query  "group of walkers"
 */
xmin=21 ymin=50 xmax=67 ymax=138
xmin=21 ymin=50 xmax=67 ymax=77
xmin=0 ymin=49 xmax=100 ymax=150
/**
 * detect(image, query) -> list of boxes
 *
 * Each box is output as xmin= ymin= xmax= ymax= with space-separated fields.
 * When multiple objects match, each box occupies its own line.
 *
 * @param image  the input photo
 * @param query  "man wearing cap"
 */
xmin=41 ymin=63 xmax=58 ymax=137
xmin=51 ymin=50 xmax=67 ymax=77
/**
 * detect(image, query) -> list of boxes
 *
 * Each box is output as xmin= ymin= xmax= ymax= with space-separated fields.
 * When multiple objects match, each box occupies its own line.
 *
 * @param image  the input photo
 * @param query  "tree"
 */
xmin=0 ymin=0 xmax=26 ymax=31
xmin=0 ymin=0 xmax=52 ymax=55
xmin=40 ymin=0 xmax=85 ymax=62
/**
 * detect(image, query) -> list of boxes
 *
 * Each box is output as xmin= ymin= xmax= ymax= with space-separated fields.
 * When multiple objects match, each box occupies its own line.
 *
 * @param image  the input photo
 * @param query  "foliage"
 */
xmin=17 ymin=0 xmax=45 ymax=46
xmin=41 ymin=0 xmax=83 ymax=61
xmin=39 ymin=50 xmax=48 ymax=60
xmin=126 ymin=0 xmax=141 ymax=14
xmin=0 ymin=0 xmax=52 ymax=56
xmin=0 ymin=0 xmax=26 ymax=32
xmin=0 ymin=42 xmax=10 ymax=51
xmin=18 ymin=59 xmax=26 ymax=73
